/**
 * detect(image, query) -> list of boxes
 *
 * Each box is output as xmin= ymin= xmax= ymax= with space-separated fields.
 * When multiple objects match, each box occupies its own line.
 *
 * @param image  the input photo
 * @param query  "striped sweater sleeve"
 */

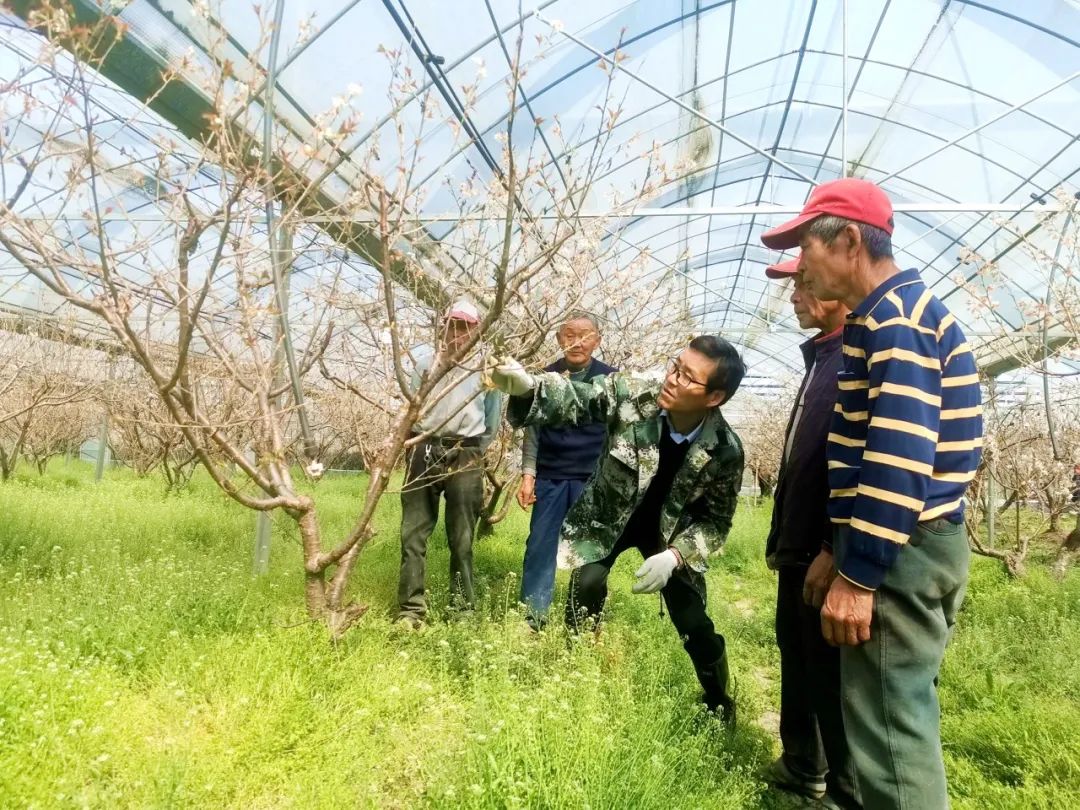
xmin=839 ymin=317 xmax=942 ymax=590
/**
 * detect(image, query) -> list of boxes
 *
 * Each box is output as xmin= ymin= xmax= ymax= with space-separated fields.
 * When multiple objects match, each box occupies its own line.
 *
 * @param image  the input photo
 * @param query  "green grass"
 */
xmin=1 ymin=463 xmax=1078 ymax=808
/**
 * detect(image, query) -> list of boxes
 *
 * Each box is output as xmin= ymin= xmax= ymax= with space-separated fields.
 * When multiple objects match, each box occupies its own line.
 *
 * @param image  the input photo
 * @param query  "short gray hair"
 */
xmin=806 ymin=215 xmax=893 ymax=261
xmin=561 ymin=311 xmax=601 ymax=333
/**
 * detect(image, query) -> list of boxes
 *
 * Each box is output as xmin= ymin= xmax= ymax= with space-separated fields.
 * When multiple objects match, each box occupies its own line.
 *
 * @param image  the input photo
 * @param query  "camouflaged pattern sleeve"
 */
xmin=506 ymin=371 xmax=621 ymax=430
xmin=670 ymin=442 xmax=745 ymax=572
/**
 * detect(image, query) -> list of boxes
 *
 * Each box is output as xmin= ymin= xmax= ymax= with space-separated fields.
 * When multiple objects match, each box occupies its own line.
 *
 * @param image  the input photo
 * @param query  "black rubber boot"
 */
xmin=694 ymin=649 xmax=736 ymax=725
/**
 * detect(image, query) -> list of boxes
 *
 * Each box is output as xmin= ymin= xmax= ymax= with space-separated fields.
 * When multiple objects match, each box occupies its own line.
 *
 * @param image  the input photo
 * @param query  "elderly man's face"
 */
xmin=798 ymin=227 xmax=856 ymax=302
xmin=556 ymin=317 xmax=601 ymax=368
xmin=442 ymin=318 xmax=479 ymax=355
xmin=790 ymin=270 xmax=847 ymax=331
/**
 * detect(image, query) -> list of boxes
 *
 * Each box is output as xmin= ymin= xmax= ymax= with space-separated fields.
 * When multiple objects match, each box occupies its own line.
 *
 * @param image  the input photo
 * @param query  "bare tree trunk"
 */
xmin=478 ymin=469 xmax=519 ymax=538
xmin=968 ymin=516 xmax=1029 ymax=577
xmin=1044 ymin=487 xmax=1061 ymax=533
xmin=757 ymin=474 xmax=775 ymax=499
xmin=968 ymin=527 xmax=1009 ymax=565
xmin=296 ymin=506 xmax=327 ymax=619
xmin=997 ymin=490 xmax=1018 ymax=516
xmin=1054 ymin=513 xmax=1080 ymax=579
xmin=1005 ymin=551 xmax=1027 ymax=578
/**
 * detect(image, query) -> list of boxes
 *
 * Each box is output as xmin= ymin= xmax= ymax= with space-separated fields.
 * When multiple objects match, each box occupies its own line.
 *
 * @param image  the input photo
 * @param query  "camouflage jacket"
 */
xmin=507 ymin=371 xmax=745 ymax=572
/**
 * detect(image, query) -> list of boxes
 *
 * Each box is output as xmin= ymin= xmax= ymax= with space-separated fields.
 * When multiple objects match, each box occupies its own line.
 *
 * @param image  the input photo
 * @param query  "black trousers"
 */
xmin=776 ymin=565 xmax=860 ymax=807
xmin=565 ymin=532 xmax=725 ymax=671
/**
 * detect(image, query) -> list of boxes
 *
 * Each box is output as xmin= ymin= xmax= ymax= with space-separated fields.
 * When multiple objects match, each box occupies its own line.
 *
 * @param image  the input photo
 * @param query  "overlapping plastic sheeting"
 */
xmin=0 ymin=10 xmax=382 ymax=350
xmin=0 ymin=0 xmax=1077 ymax=377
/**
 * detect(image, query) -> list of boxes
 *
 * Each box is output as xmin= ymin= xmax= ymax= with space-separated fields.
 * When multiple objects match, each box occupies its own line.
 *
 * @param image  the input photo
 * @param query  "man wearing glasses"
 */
xmin=490 ymin=336 xmax=746 ymax=722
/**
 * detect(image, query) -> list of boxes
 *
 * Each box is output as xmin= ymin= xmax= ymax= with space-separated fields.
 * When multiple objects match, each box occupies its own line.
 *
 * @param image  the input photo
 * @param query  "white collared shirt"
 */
xmin=410 ymin=347 xmax=501 ymax=444
xmin=660 ymin=410 xmax=704 ymax=444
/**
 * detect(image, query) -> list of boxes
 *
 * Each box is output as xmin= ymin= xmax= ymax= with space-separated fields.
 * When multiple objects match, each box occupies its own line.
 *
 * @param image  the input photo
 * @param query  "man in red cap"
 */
xmin=760 ymin=255 xmax=858 ymax=807
xmin=761 ymin=178 xmax=983 ymax=809
xmin=396 ymin=298 xmax=502 ymax=628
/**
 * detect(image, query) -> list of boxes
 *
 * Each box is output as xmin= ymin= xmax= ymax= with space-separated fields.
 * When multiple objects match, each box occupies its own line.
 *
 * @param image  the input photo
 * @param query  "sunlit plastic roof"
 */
xmin=1 ymin=0 xmax=1078 ymax=378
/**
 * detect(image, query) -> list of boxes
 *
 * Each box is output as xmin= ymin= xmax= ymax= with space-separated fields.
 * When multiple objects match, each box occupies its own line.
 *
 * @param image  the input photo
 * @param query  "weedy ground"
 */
xmin=1 ymin=464 xmax=1077 ymax=808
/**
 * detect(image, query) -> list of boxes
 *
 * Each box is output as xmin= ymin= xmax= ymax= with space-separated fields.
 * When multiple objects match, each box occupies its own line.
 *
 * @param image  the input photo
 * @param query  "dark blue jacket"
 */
xmin=536 ymin=357 xmax=617 ymax=480
xmin=765 ymin=330 xmax=843 ymax=567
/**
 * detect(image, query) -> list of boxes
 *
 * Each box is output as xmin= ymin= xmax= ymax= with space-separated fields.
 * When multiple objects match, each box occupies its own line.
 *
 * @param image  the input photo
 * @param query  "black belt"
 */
xmin=412 ymin=433 xmax=481 ymax=448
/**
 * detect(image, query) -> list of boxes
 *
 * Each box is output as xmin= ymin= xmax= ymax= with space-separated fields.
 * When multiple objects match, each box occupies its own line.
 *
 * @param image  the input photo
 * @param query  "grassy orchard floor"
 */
xmin=1 ymin=465 xmax=1078 ymax=809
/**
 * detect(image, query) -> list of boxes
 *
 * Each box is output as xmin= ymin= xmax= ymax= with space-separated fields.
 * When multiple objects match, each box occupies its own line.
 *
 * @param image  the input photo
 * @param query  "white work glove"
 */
xmin=489 ymin=356 xmax=535 ymax=396
xmin=632 ymin=548 xmax=681 ymax=594
xmin=306 ymin=460 xmax=325 ymax=480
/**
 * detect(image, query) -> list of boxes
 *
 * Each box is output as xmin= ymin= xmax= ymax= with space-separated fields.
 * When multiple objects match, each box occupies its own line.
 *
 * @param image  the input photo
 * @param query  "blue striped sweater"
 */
xmin=829 ymin=268 xmax=983 ymax=590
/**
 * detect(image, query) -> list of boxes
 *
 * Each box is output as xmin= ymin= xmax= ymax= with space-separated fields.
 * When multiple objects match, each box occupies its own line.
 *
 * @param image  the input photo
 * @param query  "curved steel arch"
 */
xmin=411 ymin=74 xmax=1071 ymax=268
xmin=397 ymin=0 xmax=1076 ymax=197
xmin=339 ymin=0 xmax=1080 ymax=207
xmin=518 ymin=93 xmax=1058 ymax=229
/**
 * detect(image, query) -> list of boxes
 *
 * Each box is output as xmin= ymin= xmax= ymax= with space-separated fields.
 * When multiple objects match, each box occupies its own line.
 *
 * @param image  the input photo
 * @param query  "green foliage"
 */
xmin=0 ymin=466 xmax=1078 ymax=808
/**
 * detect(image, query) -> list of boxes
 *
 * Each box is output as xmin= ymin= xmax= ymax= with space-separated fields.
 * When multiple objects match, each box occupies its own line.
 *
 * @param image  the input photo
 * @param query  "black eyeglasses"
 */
xmin=666 ymin=357 xmax=708 ymax=389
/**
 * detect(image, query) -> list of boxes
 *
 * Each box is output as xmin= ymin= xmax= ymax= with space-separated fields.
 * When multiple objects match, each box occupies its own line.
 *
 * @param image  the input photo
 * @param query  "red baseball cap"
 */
xmin=765 ymin=255 xmax=800 ymax=279
xmin=760 ymin=178 xmax=894 ymax=250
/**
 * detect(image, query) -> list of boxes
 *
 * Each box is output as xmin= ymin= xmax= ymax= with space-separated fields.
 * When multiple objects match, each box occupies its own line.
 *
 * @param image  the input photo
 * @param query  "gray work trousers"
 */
xmin=397 ymin=439 xmax=483 ymax=620
xmin=836 ymin=519 xmax=970 ymax=810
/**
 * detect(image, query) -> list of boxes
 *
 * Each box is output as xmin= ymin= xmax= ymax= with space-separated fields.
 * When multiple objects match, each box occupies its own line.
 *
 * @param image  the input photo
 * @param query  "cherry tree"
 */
xmin=0 ymin=3 xmax=694 ymax=634
xmin=0 ymin=324 xmax=97 ymax=479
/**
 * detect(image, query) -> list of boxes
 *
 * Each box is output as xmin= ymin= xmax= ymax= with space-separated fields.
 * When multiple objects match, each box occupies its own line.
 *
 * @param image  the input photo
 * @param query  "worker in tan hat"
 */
xmin=761 ymin=178 xmax=983 ymax=809
xmin=396 ymin=298 xmax=502 ymax=628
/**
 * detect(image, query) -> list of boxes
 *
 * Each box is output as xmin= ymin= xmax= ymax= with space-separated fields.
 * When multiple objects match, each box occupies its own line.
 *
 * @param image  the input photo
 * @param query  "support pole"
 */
xmin=245 ymin=447 xmax=273 ymax=576
xmin=262 ymin=0 xmax=317 ymax=463
xmin=841 ymin=0 xmax=848 ymax=175
xmin=676 ymin=0 xmax=702 ymax=309
xmin=94 ymin=359 xmax=114 ymax=481
xmin=94 ymin=411 xmax=109 ymax=481
xmin=1041 ymin=202 xmax=1077 ymax=462
xmin=253 ymin=512 xmax=273 ymax=576
xmin=249 ymin=224 xmax=296 ymax=578
xmin=985 ymin=375 xmax=997 ymax=549
xmin=250 ymin=0 xmax=297 ymax=578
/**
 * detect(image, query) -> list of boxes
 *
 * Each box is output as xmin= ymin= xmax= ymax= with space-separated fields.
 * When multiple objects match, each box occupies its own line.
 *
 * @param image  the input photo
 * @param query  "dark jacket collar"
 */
xmin=549 ymin=356 xmax=596 ymax=375
xmin=799 ymin=326 xmax=843 ymax=371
